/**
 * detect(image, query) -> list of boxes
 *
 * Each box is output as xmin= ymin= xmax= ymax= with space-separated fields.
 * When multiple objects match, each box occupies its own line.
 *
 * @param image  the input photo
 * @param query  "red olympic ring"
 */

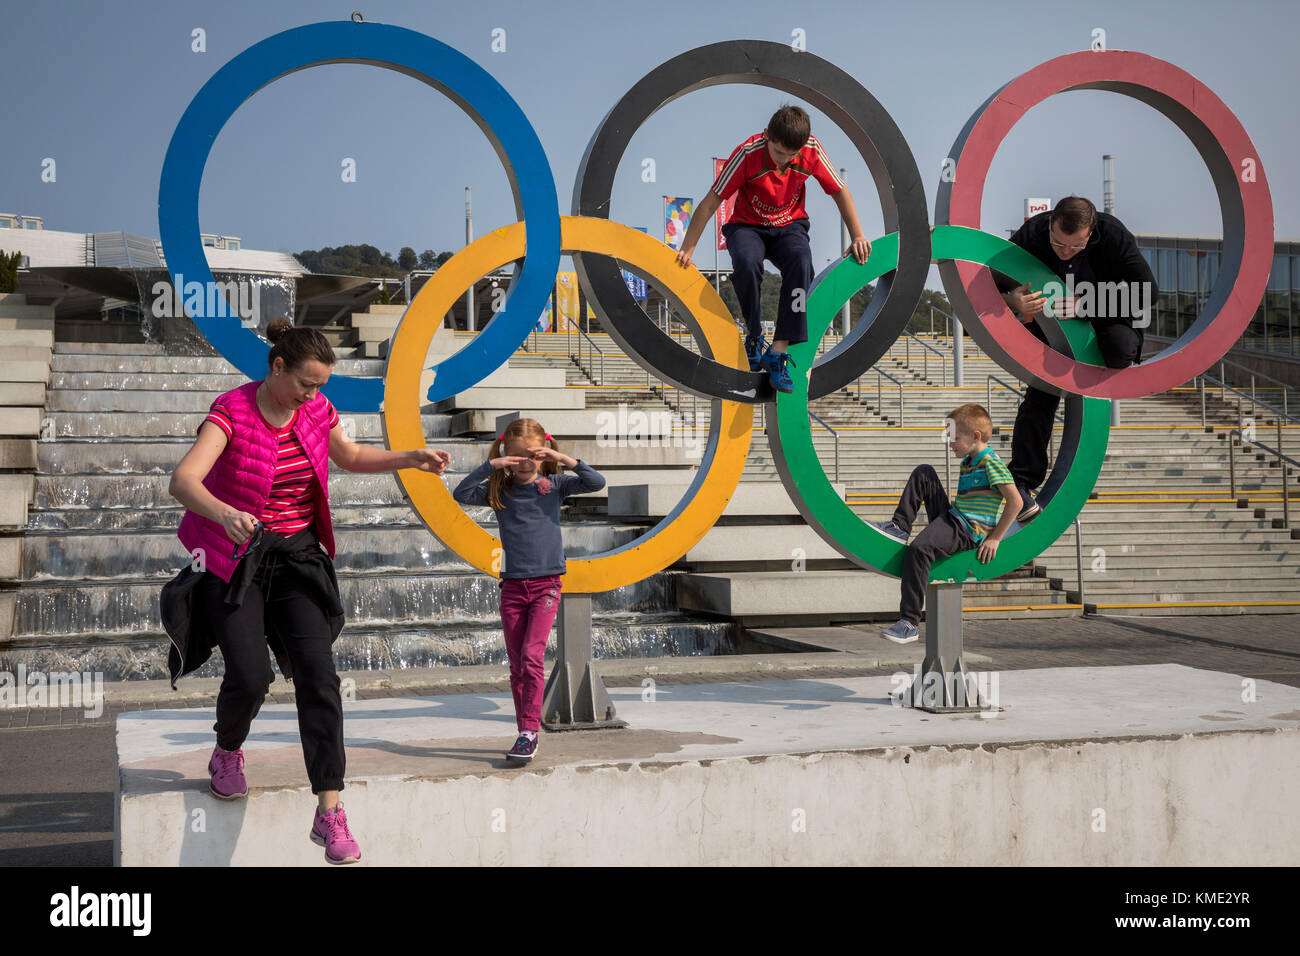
xmin=937 ymin=51 xmax=1273 ymax=400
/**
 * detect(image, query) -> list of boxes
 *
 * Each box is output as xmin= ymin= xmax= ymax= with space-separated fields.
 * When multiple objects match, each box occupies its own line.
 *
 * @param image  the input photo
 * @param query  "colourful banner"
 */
xmin=664 ymin=196 xmax=693 ymax=250
xmin=714 ymin=158 xmax=738 ymax=250
xmin=622 ymin=226 xmax=649 ymax=301
xmin=555 ymin=271 xmax=581 ymax=330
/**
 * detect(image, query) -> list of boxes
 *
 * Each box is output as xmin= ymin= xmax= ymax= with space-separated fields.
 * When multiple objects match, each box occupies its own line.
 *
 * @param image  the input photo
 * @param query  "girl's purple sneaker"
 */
xmin=207 ymin=745 xmax=247 ymax=800
xmin=311 ymin=802 xmax=361 ymax=864
xmin=506 ymin=733 xmax=538 ymax=762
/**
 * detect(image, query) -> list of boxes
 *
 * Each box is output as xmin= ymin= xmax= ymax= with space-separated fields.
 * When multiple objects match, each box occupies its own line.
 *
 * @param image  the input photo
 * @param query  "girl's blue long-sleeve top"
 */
xmin=451 ymin=459 xmax=606 ymax=579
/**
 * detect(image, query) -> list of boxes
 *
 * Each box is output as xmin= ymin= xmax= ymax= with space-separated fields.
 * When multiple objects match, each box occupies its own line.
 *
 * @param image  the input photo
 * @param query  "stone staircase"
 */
xmin=2 ymin=321 xmax=1297 ymax=680
xmin=0 ymin=339 xmax=739 ymax=678
xmin=510 ymin=329 xmax=1300 ymax=618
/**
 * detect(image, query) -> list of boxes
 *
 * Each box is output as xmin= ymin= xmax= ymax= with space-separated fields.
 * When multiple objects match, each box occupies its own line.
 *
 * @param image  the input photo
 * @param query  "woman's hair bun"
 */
xmin=265 ymin=316 xmax=294 ymax=343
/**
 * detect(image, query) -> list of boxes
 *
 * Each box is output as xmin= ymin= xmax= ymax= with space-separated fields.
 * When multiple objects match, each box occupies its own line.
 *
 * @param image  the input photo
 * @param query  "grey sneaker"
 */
xmin=870 ymin=519 xmax=909 ymax=542
xmin=882 ymin=620 xmax=919 ymax=644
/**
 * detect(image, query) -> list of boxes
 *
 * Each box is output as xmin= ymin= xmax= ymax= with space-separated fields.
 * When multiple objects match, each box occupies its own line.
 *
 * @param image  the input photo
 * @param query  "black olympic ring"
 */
xmin=571 ymin=39 xmax=931 ymax=404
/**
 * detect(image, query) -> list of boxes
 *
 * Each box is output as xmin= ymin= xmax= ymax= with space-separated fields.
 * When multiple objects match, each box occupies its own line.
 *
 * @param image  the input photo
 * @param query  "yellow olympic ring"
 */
xmin=382 ymin=215 xmax=754 ymax=593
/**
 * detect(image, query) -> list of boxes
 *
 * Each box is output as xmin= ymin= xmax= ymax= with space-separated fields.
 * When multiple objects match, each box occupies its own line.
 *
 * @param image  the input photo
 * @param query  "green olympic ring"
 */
xmin=769 ymin=225 xmax=1111 ymax=583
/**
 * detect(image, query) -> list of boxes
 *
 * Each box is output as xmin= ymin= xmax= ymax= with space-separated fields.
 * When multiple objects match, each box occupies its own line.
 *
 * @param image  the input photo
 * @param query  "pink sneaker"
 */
xmin=311 ymin=802 xmax=361 ymax=864
xmin=207 ymin=745 xmax=247 ymax=800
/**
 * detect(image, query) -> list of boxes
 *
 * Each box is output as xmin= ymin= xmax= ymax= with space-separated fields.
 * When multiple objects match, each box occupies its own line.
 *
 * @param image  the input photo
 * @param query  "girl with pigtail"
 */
xmin=452 ymin=417 xmax=605 ymax=761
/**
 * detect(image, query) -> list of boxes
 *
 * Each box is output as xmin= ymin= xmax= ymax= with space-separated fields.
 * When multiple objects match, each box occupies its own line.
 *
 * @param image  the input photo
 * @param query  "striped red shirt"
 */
xmin=711 ymin=132 xmax=845 ymax=227
xmin=204 ymin=396 xmax=340 ymax=535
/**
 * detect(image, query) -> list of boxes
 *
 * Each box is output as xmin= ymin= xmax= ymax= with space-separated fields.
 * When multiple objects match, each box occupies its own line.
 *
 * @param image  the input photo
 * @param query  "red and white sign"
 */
xmin=1025 ymin=197 xmax=1051 ymax=220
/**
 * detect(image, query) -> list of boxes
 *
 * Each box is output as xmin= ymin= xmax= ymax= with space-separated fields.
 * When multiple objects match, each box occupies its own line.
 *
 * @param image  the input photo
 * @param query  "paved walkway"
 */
xmin=1 ymin=614 xmax=1297 ymax=864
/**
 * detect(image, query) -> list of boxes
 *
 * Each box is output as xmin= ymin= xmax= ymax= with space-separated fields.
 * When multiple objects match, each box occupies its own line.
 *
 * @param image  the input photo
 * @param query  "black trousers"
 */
xmin=1009 ymin=318 xmax=1141 ymax=491
xmin=196 ymin=559 xmax=345 ymax=793
xmin=722 ymin=218 xmax=814 ymax=345
xmin=892 ymin=465 xmax=977 ymax=625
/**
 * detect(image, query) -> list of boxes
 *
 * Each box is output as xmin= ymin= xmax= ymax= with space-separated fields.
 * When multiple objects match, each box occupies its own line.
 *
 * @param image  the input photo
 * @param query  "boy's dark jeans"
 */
xmin=892 ymin=464 xmax=977 ymax=625
xmin=722 ymin=218 xmax=814 ymax=346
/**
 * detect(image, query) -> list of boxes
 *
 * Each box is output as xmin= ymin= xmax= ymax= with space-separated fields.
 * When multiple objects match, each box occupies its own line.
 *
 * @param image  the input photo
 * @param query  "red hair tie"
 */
xmin=545 ymin=433 xmax=553 ymax=440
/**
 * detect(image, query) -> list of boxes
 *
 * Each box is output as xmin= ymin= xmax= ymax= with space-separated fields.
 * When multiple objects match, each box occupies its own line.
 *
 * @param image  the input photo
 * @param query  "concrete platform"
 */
xmin=114 ymin=664 xmax=1300 ymax=865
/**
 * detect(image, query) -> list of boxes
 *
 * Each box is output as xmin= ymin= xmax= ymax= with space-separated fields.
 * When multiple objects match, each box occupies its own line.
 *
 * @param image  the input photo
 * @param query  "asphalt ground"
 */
xmin=2 ymin=613 xmax=1297 ymax=866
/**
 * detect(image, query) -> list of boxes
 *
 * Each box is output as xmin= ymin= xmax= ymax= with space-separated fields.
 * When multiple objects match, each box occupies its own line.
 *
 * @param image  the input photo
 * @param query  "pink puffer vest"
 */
xmin=177 ymin=380 xmax=336 ymax=582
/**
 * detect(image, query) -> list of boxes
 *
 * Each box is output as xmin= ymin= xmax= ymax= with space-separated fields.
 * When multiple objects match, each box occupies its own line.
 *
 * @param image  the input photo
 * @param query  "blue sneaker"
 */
xmin=882 ymin=620 xmax=920 ymax=644
xmin=760 ymin=349 xmax=796 ymax=394
xmin=1017 ymin=486 xmax=1041 ymax=524
xmin=870 ymin=519 xmax=909 ymax=543
xmin=506 ymin=733 xmax=538 ymax=762
xmin=744 ymin=332 xmax=769 ymax=372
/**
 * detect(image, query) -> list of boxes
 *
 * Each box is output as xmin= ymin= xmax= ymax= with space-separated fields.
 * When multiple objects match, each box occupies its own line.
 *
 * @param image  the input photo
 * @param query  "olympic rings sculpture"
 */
xmin=159 ymin=22 xmax=1273 ymax=595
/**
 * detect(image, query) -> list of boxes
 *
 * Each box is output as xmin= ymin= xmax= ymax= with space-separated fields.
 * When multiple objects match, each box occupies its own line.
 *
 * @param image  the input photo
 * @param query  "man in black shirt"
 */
xmin=993 ymin=196 xmax=1157 ymax=520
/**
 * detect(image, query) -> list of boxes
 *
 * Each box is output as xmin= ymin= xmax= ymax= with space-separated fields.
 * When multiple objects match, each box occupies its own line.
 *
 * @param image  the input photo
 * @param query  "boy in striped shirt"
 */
xmin=870 ymin=403 xmax=1023 ymax=643
xmin=674 ymin=104 xmax=872 ymax=393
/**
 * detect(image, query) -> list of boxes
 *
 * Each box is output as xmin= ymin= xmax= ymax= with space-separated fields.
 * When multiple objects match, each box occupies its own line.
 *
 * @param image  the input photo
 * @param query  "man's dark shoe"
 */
xmin=1016 ymin=486 xmax=1041 ymax=524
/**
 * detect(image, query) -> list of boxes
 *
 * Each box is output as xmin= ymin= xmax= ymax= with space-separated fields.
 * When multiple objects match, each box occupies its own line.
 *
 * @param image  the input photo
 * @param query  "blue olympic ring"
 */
xmin=158 ymin=20 xmax=560 ymax=412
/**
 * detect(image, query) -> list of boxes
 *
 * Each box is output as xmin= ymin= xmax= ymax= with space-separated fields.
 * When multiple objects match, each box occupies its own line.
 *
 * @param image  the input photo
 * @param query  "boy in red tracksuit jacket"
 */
xmin=675 ymin=104 xmax=872 ymax=393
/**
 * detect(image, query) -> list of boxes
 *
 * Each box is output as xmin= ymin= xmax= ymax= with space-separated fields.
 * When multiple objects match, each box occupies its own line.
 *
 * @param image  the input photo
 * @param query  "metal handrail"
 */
xmin=1212 ymin=355 xmax=1292 ymax=400
xmin=902 ymin=331 xmax=949 ymax=387
xmin=1228 ymin=423 xmax=1297 ymax=528
xmin=567 ymin=320 xmax=605 ymax=384
xmin=985 ymin=373 xmax=1065 ymax=423
xmin=1074 ymin=518 xmax=1086 ymax=611
xmin=858 ymin=367 xmax=905 ymax=426
xmin=930 ymin=304 xmax=955 ymax=337
xmin=808 ymin=410 xmax=839 ymax=480
xmin=1199 ymin=372 xmax=1299 ymax=428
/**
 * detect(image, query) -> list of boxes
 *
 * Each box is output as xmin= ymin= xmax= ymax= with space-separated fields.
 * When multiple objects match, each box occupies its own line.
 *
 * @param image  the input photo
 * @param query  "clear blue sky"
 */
xmin=2 ymin=0 xmax=1295 ymax=287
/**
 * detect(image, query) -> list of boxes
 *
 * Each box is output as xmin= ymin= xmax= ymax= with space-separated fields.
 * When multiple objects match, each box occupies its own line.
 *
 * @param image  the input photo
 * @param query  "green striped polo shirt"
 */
xmin=953 ymin=446 xmax=1015 ymax=541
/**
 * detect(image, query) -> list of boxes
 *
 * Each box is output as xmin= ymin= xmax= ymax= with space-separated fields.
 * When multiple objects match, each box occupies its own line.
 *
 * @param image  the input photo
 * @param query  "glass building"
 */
xmin=1136 ymin=234 xmax=1300 ymax=357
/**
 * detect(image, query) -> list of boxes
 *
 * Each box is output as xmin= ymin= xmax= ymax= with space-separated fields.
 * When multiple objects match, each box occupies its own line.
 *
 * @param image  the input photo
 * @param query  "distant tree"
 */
xmin=0 ymin=251 xmax=20 ymax=293
xmin=295 ymin=243 xmax=456 ymax=279
xmin=378 ymin=279 xmax=391 ymax=305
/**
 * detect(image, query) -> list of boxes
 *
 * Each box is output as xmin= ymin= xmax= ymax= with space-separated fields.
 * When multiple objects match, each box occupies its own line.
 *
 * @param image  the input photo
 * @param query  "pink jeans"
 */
xmin=498 ymin=574 xmax=562 ymax=731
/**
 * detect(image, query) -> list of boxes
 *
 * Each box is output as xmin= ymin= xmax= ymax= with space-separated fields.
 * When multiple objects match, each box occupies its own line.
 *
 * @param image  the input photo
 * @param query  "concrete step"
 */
xmin=33 ymin=439 xmax=694 ymax=476
xmin=435 ymin=387 xmax=586 ymax=414
xmin=1087 ymin=600 xmax=1300 ymax=615
xmin=7 ymin=568 xmax=678 ymax=639
xmin=19 ymin=522 xmax=640 ymax=579
xmin=38 ymin=410 xmax=454 ymax=440
xmin=610 ymin=480 xmax=846 ymax=520
xmin=450 ymin=406 xmax=682 ymax=439
xmin=676 ymin=569 xmax=1062 ymax=622
xmin=49 ymin=354 xmax=383 ymax=375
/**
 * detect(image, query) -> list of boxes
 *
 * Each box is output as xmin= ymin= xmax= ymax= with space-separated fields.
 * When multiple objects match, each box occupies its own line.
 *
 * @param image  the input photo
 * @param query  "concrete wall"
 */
xmin=117 ymin=728 xmax=1299 ymax=866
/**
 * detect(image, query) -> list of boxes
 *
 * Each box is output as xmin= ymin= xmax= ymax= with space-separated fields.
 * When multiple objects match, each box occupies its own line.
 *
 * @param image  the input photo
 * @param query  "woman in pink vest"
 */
xmin=165 ymin=317 xmax=451 ymax=864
